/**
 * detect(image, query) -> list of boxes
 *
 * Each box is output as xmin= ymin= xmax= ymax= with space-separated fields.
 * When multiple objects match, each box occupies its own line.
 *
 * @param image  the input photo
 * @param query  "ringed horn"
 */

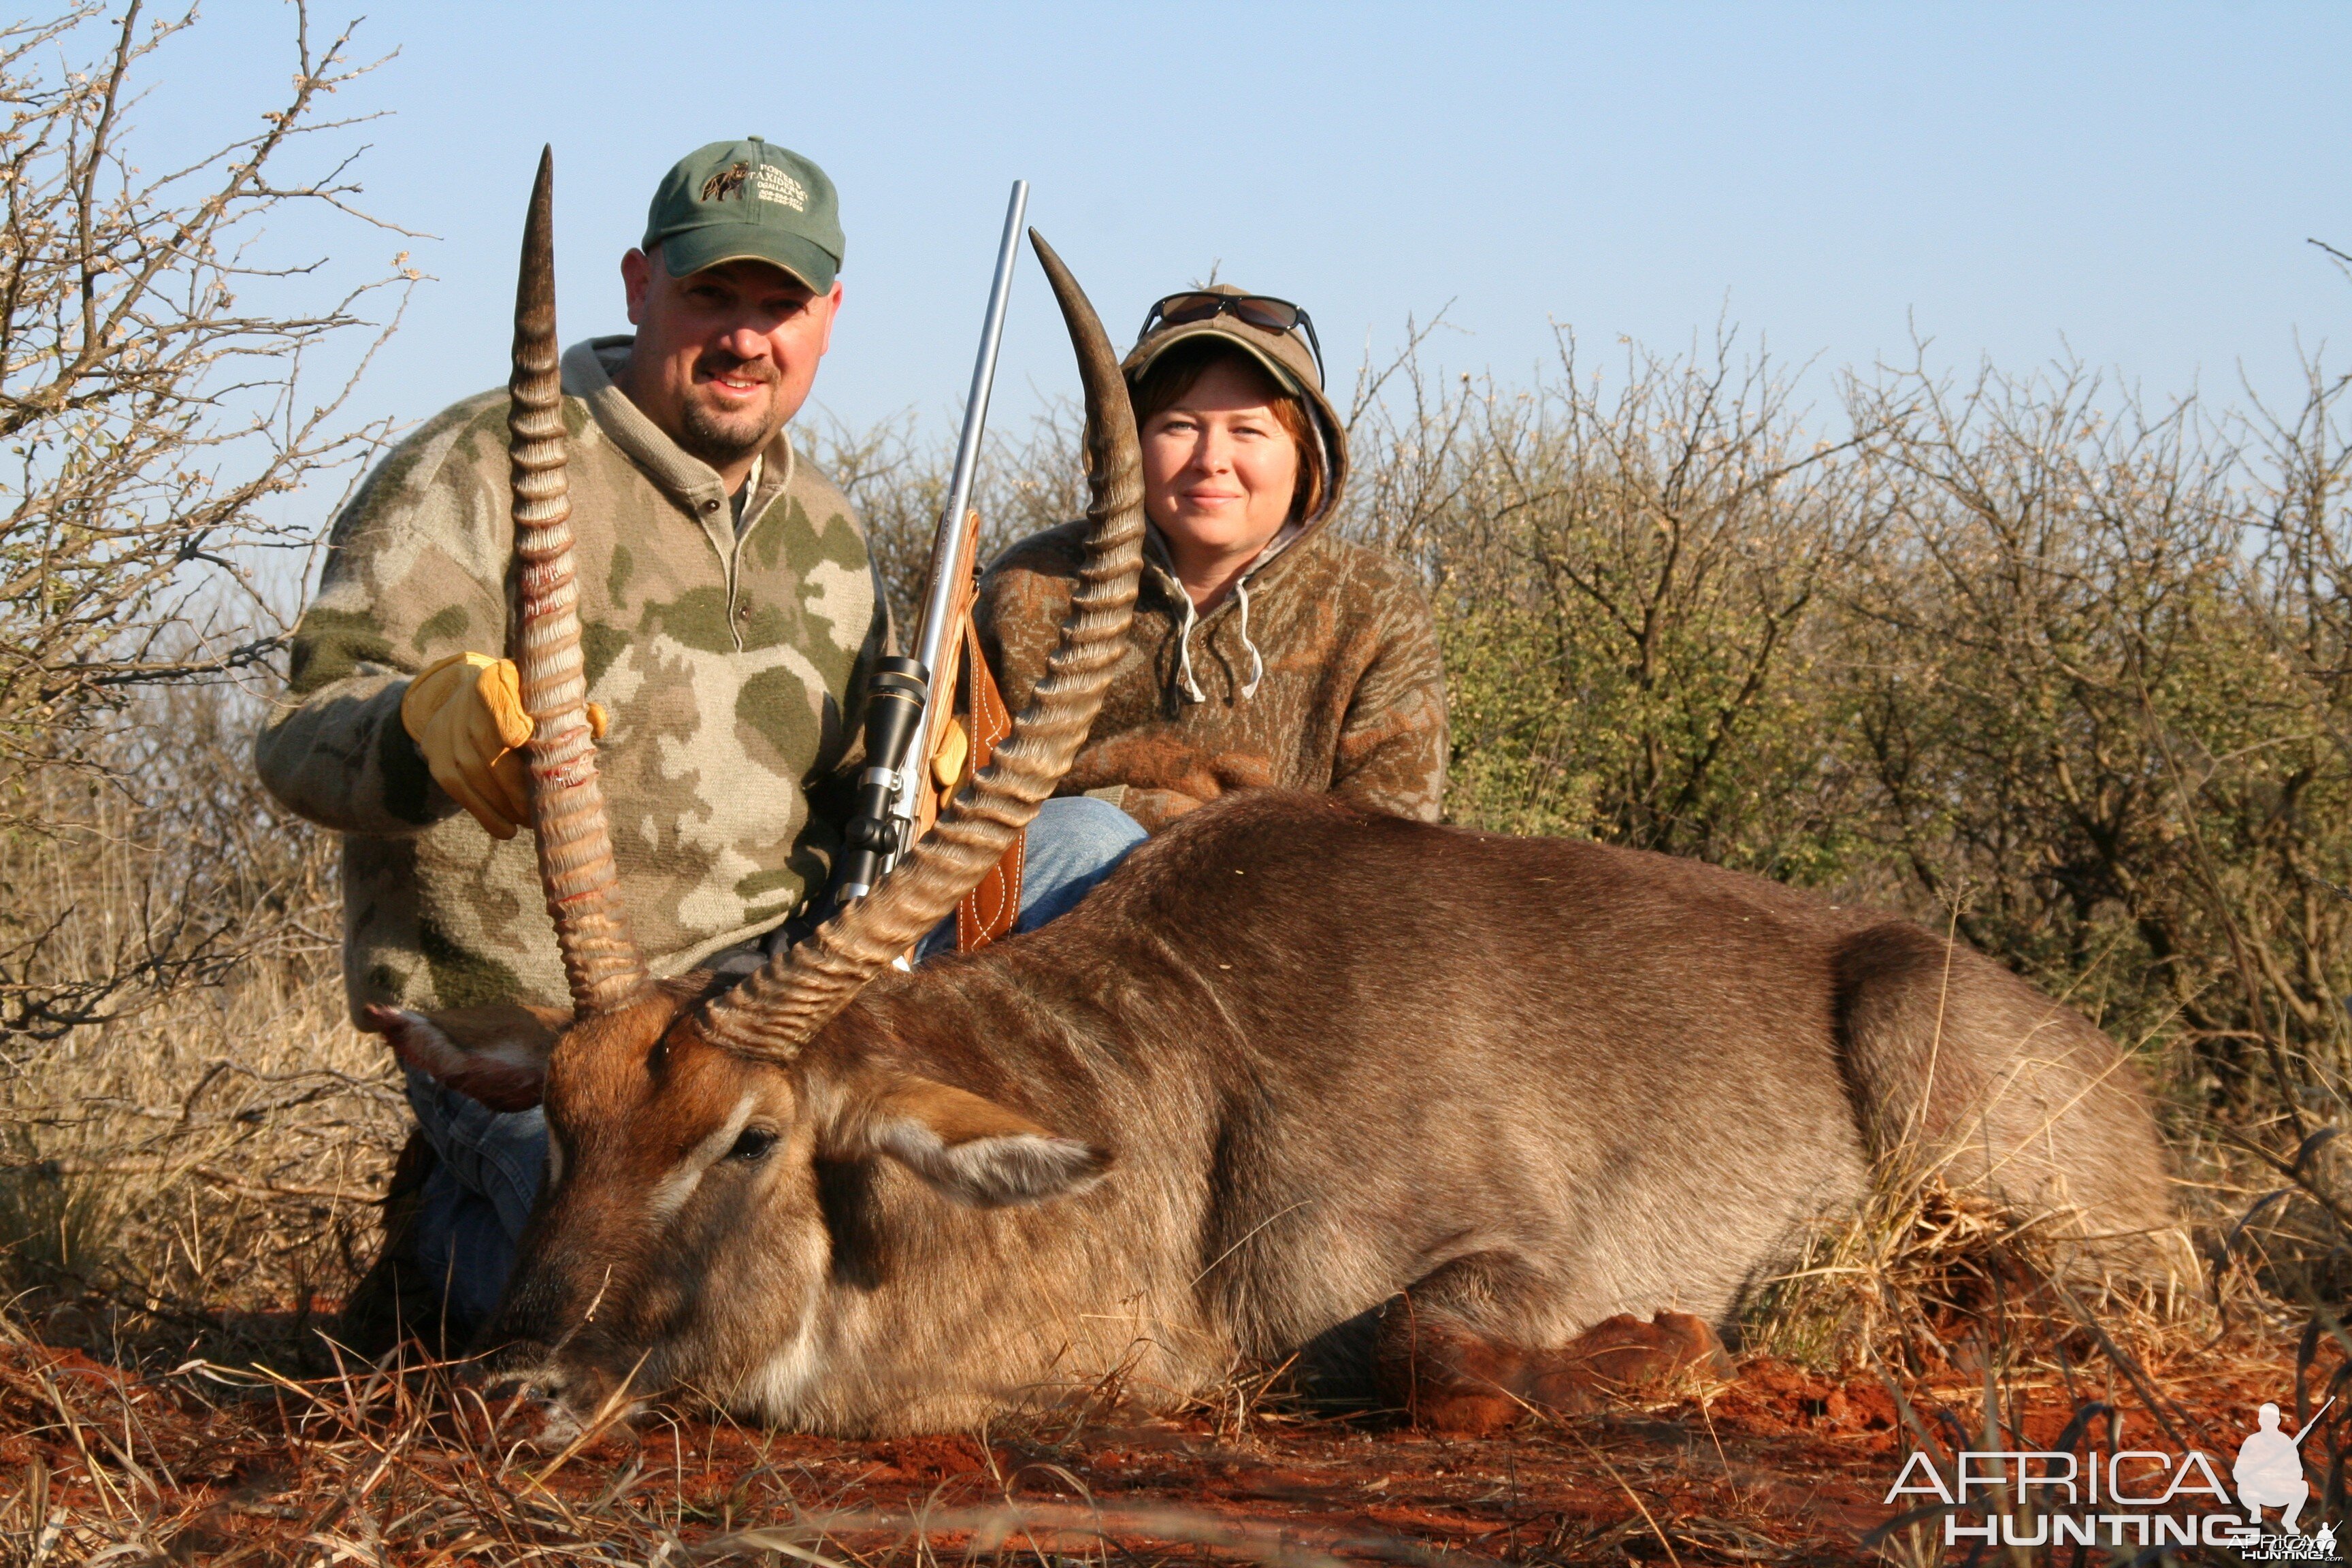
xmin=509 ymin=146 xmax=652 ymax=1015
xmin=693 ymin=227 xmax=1145 ymax=1060
xmin=504 ymin=144 xmax=1144 ymax=1045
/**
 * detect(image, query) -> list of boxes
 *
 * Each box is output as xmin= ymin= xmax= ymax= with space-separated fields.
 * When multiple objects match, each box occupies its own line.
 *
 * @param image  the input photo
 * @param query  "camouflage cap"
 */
xmin=1122 ymin=285 xmax=1348 ymax=520
xmin=644 ymin=138 xmax=844 ymax=291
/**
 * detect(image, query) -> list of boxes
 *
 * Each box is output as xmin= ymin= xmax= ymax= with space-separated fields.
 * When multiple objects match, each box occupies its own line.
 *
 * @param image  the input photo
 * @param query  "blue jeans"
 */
xmin=404 ymin=796 xmax=1144 ymax=1332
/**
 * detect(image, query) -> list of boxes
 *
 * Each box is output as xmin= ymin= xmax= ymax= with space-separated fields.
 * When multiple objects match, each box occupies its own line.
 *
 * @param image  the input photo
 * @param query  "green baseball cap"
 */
xmin=642 ymin=138 xmax=844 ymax=292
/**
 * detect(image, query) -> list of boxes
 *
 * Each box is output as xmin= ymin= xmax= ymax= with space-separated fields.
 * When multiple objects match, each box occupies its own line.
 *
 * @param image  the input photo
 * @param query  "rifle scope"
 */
xmin=832 ymin=656 xmax=928 ymax=903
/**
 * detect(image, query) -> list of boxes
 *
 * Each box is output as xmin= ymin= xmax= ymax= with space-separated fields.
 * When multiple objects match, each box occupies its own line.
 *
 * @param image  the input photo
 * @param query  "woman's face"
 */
xmin=1139 ymin=359 xmax=1301 ymax=570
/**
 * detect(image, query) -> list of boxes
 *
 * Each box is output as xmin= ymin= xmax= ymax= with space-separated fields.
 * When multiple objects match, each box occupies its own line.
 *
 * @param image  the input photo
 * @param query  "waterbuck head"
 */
xmin=411 ymin=151 xmax=1143 ymax=1422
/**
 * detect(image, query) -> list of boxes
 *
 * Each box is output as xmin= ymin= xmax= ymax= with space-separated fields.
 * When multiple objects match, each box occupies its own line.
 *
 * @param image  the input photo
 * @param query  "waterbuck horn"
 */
xmin=509 ymin=146 xmax=652 ymax=1016
xmin=698 ymin=230 xmax=1145 ymax=1058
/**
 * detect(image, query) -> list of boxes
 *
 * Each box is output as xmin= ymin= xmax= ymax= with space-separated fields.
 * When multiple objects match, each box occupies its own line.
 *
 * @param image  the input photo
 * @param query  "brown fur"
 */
xmin=419 ymin=793 xmax=2176 ymax=1435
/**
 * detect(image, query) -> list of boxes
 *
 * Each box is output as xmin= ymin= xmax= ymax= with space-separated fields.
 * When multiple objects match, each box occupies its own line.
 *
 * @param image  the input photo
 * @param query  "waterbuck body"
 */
xmin=402 ymin=161 xmax=2174 ymax=1440
xmin=443 ymin=789 xmax=2174 ymax=1435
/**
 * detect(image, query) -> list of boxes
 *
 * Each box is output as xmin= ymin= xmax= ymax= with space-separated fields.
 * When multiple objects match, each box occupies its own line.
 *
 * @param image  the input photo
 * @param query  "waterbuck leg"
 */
xmin=1371 ymin=1252 xmax=1727 ymax=1436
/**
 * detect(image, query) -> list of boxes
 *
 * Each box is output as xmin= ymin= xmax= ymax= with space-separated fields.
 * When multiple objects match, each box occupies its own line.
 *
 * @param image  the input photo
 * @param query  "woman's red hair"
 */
xmin=1130 ymin=339 xmax=1326 ymax=524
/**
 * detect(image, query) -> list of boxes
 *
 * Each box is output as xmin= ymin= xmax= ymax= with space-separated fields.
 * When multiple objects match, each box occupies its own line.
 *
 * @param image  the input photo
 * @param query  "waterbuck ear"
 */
xmin=858 ymin=1076 xmax=1108 ymax=1208
xmin=359 ymin=1001 xmax=570 ymax=1112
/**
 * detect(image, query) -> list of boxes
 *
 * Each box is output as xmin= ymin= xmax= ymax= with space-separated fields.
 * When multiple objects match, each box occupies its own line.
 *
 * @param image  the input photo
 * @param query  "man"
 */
xmin=258 ymin=138 xmax=1139 ymax=1341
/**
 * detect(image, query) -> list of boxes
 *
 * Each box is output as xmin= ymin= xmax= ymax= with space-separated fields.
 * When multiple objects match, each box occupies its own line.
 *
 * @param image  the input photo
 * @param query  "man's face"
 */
xmin=617 ymin=250 xmax=843 ymax=473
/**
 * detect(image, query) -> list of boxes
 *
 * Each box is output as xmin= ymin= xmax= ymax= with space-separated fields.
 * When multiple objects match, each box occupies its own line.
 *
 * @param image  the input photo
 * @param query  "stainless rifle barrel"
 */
xmin=902 ymin=178 xmax=1029 ymax=800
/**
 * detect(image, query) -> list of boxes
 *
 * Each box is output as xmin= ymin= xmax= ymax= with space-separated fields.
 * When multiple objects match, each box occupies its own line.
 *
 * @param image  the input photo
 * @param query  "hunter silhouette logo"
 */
xmin=2230 ymin=1398 xmax=2347 ymax=1560
xmin=2237 ymin=1401 xmax=2320 ymax=1534
xmin=1882 ymin=1392 xmax=2342 ymax=1555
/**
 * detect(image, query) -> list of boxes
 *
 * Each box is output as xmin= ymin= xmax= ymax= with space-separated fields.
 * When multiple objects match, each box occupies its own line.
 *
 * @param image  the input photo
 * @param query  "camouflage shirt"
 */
xmin=256 ymin=337 xmax=888 ymax=1019
xmin=976 ymin=517 xmax=1446 ymax=833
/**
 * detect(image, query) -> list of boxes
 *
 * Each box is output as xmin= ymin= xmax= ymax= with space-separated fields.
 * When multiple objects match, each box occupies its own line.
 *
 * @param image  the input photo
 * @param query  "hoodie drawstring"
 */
xmin=1168 ymin=583 xmax=1266 ymax=704
xmin=1172 ymin=592 xmax=1207 ymax=704
xmin=1152 ymin=520 xmax=1292 ymax=706
xmin=1234 ymin=578 xmax=1265 ymax=700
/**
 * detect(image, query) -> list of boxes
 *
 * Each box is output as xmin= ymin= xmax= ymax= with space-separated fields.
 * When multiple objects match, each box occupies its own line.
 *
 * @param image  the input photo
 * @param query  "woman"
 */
xmin=979 ymin=286 xmax=1447 ymax=831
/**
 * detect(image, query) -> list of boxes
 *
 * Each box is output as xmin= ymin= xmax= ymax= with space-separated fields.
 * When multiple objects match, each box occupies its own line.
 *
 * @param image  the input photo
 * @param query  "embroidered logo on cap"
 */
xmin=699 ymin=163 xmax=751 ymax=202
xmin=696 ymin=161 xmax=804 ymax=211
xmin=752 ymin=164 xmax=806 ymax=211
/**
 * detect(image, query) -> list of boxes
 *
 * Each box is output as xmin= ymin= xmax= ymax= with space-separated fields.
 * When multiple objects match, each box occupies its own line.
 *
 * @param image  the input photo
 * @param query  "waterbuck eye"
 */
xmin=727 ymin=1126 xmax=778 ymax=1163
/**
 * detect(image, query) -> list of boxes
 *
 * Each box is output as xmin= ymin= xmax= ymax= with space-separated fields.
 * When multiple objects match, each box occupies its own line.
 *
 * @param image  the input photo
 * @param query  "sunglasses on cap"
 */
xmin=1139 ymin=292 xmax=1326 ymax=385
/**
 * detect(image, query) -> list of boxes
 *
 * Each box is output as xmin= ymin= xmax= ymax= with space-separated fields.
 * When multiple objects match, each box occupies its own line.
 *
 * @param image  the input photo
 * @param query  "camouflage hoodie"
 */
xmin=975 ymin=514 xmax=1446 ymax=833
xmin=256 ymin=337 xmax=887 ymax=1019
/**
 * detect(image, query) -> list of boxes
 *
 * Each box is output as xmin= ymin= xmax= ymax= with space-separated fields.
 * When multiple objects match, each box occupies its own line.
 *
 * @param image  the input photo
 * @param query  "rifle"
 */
xmin=832 ymin=179 xmax=1030 ymax=904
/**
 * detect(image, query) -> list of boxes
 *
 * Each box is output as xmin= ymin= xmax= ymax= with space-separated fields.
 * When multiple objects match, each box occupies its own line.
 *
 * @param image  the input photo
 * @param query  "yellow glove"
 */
xmin=401 ymin=653 xmax=533 ymax=838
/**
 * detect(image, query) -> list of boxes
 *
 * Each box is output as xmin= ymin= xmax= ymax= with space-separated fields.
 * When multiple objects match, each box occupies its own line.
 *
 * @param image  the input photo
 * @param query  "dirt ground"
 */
xmin=2 ymin=1318 xmax=2342 ymax=1567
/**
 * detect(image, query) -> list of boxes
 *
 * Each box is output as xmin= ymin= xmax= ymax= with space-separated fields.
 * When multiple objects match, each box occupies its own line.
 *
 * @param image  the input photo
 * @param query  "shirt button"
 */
xmin=702 ymin=498 xmax=720 ymax=513
xmin=736 ymin=604 xmax=751 ymax=621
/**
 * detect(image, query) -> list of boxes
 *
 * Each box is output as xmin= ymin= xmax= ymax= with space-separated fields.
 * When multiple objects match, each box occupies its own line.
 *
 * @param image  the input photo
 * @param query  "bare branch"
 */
xmin=0 ymin=3 xmax=407 ymax=1043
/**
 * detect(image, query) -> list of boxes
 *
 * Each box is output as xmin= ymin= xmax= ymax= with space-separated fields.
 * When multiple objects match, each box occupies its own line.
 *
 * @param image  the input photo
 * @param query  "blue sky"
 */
xmin=144 ymin=1 xmax=2351 ymax=450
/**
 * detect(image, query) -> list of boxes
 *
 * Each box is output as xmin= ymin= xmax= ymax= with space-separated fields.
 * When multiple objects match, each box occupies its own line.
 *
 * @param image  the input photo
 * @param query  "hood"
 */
xmin=1120 ymin=286 xmax=1349 ymax=525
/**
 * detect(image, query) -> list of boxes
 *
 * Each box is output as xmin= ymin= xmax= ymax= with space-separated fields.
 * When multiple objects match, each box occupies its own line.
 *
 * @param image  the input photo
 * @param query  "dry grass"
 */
xmin=16 ymin=1290 xmax=2304 ymax=1568
xmin=1747 ymin=1175 xmax=2119 ymax=1373
xmin=0 ymin=954 xmax=402 ymax=1370
xmin=0 ymin=690 xmax=406 ymax=1372
xmin=0 ymin=1318 xmax=1463 ymax=1568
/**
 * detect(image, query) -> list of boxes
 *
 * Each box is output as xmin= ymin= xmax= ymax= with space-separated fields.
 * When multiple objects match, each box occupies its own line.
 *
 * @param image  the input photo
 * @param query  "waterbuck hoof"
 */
xmin=1383 ymin=1309 xmax=1730 ymax=1437
xmin=1524 ymin=1310 xmax=1729 ymax=1413
xmin=1383 ymin=1314 xmax=1537 ymax=1436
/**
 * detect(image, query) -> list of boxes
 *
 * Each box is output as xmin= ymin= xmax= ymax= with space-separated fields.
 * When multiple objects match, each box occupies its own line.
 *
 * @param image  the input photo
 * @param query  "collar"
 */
xmin=561 ymin=336 xmax=798 ymax=557
xmin=1143 ymin=516 xmax=1312 ymax=615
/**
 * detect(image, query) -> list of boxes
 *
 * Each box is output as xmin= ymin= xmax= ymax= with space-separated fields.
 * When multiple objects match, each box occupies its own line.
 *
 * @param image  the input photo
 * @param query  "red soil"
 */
xmin=1 ymin=1332 xmax=2339 ymax=1565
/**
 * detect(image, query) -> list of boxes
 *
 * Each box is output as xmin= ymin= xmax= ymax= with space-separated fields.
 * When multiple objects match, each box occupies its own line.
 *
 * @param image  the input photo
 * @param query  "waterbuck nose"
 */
xmin=476 ymin=1349 xmax=626 ymax=1445
xmin=479 ymin=1360 xmax=560 ymax=1411
xmin=477 ymin=1333 xmax=565 ymax=1399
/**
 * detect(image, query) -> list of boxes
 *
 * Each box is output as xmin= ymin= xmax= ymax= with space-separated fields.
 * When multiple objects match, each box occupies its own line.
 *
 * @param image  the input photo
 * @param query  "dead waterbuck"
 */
xmin=370 ymin=156 xmax=2178 ymax=1438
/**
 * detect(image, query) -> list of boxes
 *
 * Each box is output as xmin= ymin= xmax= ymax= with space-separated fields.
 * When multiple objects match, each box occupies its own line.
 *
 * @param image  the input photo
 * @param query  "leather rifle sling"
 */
xmin=909 ymin=514 xmax=1026 ymax=952
xmin=912 ymin=512 xmax=982 ymax=851
xmin=953 ymin=613 xmax=1023 ymax=950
